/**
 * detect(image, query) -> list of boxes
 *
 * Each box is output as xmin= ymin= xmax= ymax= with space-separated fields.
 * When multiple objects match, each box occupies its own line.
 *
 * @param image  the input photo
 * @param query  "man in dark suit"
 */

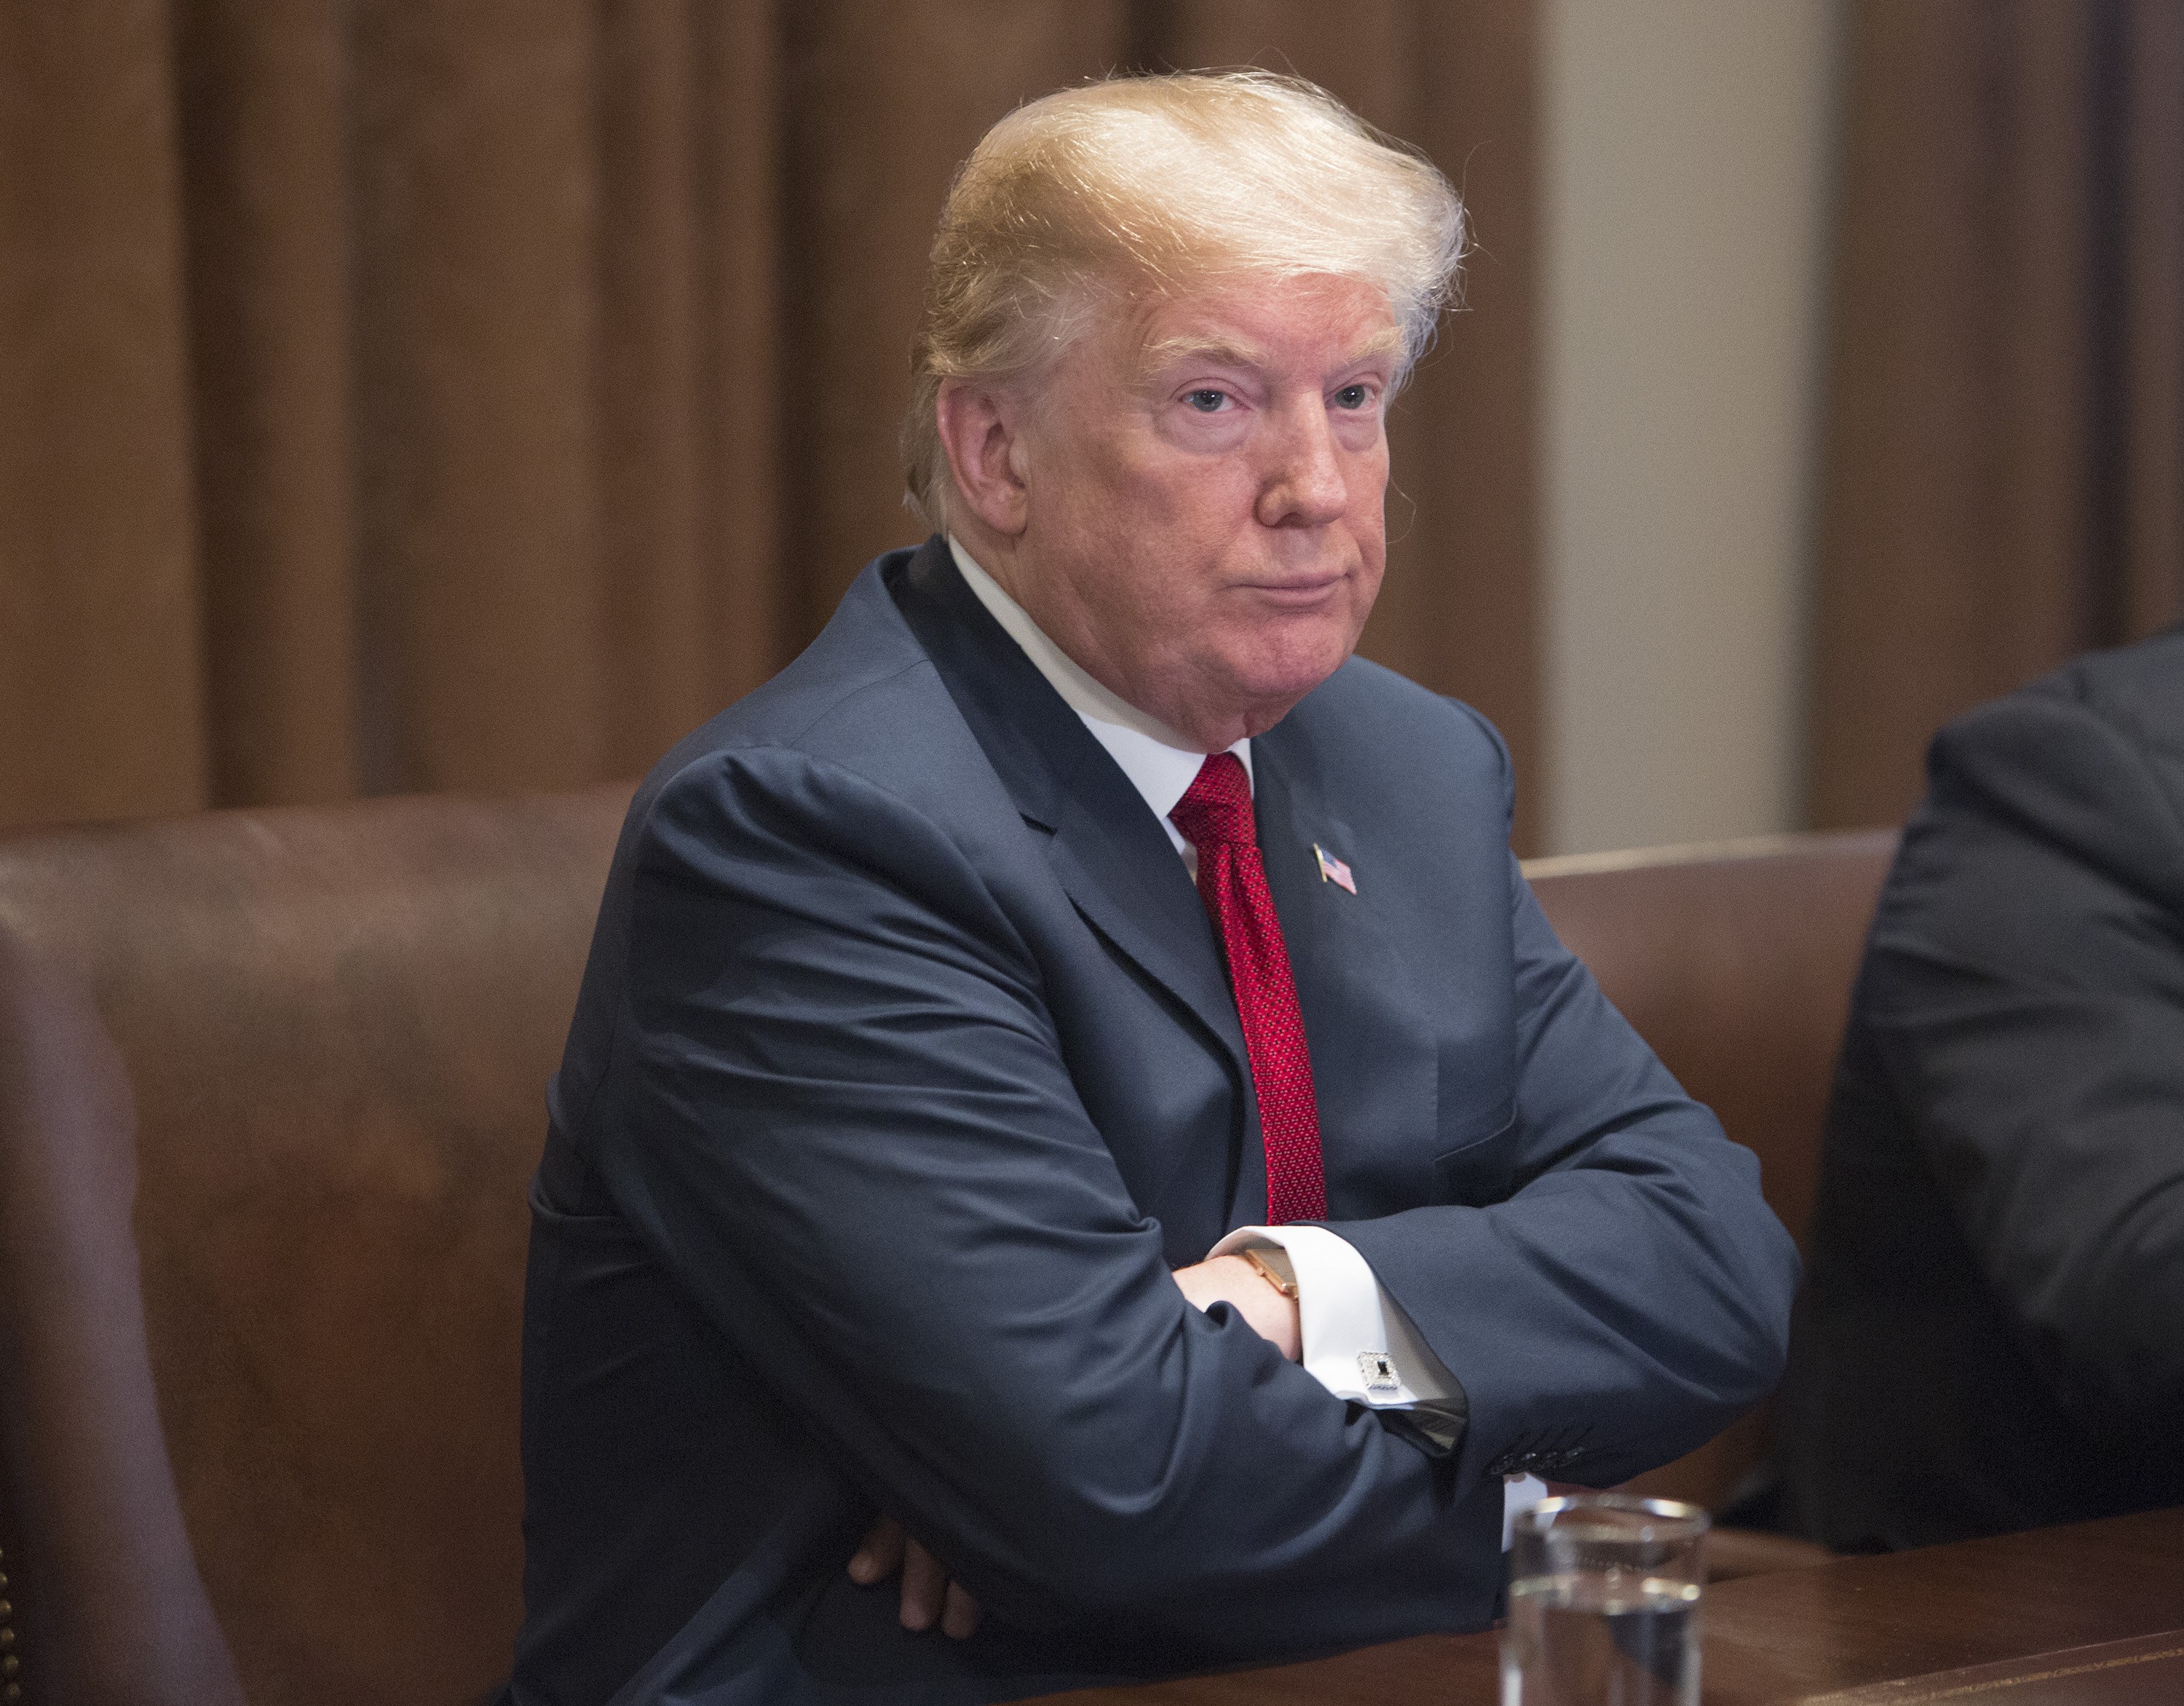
xmin=1780 ymin=627 xmax=2184 ymax=1551
xmin=509 ymin=72 xmax=1797 ymax=1705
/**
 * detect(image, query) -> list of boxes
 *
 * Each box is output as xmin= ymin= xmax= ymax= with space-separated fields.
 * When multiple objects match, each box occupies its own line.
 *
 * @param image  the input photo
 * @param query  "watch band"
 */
xmin=1241 ymin=1246 xmax=1299 ymax=1299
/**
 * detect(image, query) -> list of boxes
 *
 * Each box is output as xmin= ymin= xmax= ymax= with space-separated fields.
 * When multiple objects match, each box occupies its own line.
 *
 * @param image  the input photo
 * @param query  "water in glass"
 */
xmin=1502 ymin=1570 xmax=1701 ymax=1706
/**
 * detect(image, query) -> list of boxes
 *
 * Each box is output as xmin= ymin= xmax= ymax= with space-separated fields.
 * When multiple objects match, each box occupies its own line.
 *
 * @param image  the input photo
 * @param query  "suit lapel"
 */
xmin=1041 ymin=794 xmax=1249 ymax=1064
xmin=890 ymin=542 xmax=1250 ymax=1073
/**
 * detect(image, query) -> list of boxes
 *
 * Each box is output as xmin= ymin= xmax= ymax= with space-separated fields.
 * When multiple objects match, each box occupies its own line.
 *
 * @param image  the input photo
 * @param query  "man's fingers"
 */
xmin=854 ymin=1517 xmax=979 ymax=1638
xmin=941 ymin=1579 xmax=983 ymax=1639
xmin=898 ymin=1536 xmax=949 ymax=1631
xmin=847 ymin=1512 xmax=905 ymax=1585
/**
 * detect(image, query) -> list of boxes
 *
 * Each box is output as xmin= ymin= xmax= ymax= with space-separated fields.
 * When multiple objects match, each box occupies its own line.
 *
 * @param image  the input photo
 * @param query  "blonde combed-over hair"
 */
xmin=902 ymin=71 xmax=1468 ymax=531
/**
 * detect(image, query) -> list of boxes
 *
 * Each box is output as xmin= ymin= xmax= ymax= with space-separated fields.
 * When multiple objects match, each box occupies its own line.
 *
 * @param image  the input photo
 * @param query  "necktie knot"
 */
xmin=1169 ymin=752 xmax=1257 ymax=849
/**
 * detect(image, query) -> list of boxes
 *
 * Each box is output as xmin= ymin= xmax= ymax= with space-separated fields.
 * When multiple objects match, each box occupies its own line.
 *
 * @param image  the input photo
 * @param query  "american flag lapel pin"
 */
xmin=1313 ymin=842 xmax=1357 ymax=894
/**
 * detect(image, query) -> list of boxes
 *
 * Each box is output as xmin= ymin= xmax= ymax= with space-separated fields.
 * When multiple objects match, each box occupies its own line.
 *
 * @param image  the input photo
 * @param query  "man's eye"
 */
xmin=1334 ymin=384 xmax=1372 ymax=409
xmin=1183 ymin=389 xmax=1227 ymax=412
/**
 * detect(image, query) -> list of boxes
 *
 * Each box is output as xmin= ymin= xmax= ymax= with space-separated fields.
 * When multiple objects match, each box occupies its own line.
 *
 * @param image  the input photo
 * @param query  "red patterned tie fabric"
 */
xmin=1169 ymin=753 xmax=1327 ymax=1223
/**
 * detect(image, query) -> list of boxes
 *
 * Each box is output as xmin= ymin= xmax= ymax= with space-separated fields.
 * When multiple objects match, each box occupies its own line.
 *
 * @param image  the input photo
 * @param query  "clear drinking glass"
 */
xmin=1501 ymin=1493 xmax=1709 ymax=1706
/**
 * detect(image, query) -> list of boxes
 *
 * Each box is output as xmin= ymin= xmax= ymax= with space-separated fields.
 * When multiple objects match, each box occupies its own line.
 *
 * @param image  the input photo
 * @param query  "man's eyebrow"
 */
xmin=1137 ymin=335 xmax=1270 ymax=374
xmin=1135 ymin=324 xmax=1406 ymax=379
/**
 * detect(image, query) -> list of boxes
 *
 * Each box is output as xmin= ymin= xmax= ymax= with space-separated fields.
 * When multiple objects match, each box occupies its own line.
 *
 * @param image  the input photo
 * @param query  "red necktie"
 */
xmin=1169 ymin=753 xmax=1327 ymax=1223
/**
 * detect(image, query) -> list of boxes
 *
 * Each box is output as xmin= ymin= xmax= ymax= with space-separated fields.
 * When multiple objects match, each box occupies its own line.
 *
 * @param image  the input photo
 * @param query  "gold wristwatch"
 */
xmin=1240 ymin=1246 xmax=1299 ymax=1299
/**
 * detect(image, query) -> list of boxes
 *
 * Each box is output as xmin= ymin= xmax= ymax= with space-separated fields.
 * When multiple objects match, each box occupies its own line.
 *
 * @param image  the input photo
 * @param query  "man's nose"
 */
xmin=1254 ymin=400 xmax=1350 ymax=527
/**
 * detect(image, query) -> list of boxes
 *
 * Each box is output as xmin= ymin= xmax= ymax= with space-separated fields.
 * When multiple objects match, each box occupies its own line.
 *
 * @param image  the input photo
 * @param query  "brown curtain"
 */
xmin=0 ymin=4 xmax=206 ymax=826
xmin=0 ymin=0 xmax=1540 ymax=846
xmin=1810 ymin=0 xmax=2184 ymax=831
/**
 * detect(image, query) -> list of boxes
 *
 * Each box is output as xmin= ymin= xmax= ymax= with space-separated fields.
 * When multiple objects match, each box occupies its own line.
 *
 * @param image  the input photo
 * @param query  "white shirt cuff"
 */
xmin=1502 ymin=1474 xmax=1550 ymax=1549
xmin=1208 ymin=1224 xmax=1459 ymax=1410
xmin=1209 ymin=1225 xmax=1533 ymax=1543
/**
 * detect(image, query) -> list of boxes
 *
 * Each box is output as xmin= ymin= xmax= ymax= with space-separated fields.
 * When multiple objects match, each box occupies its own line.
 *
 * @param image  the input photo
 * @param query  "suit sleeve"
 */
xmin=584 ymin=746 xmax=1499 ymax=1654
xmin=1326 ymin=858 xmax=1802 ymax=1489
xmin=1852 ymin=689 xmax=2184 ymax=1441
xmin=1318 ymin=698 xmax=1800 ymax=1490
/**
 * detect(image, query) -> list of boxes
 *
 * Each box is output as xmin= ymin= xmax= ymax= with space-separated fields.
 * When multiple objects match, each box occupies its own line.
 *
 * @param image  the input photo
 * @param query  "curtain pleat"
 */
xmin=691 ymin=0 xmax=786 ymax=713
xmin=1810 ymin=0 xmax=2184 ymax=831
xmin=352 ymin=1 xmax=607 ymax=797
xmin=597 ymin=0 xmax=711 ymax=778
xmin=0 ymin=0 xmax=1540 ymax=844
xmin=2124 ymin=0 xmax=2184 ymax=641
xmin=0 ymin=3 xmax=205 ymax=829
xmin=176 ymin=0 xmax=360 ymax=807
xmin=695 ymin=0 xmax=791 ymax=708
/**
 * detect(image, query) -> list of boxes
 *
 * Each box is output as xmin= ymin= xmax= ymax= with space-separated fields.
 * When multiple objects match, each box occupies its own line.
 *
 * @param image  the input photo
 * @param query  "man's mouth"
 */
xmin=1240 ymin=572 xmax=1347 ymax=607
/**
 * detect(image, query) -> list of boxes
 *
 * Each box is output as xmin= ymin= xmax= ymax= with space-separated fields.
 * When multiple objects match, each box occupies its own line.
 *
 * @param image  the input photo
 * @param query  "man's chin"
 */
xmin=1244 ymin=623 xmax=1364 ymax=693
xmin=1220 ymin=654 xmax=1358 ymax=736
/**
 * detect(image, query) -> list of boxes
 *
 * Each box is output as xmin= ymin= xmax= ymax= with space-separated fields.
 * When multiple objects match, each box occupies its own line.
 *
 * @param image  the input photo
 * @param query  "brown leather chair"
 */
xmin=0 ymin=797 xmax=1891 ymax=1698
xmin=0 ymin=788 xmax=630 ymax=1706
xmin=0 ymin=926 xmax=247 ymax=1706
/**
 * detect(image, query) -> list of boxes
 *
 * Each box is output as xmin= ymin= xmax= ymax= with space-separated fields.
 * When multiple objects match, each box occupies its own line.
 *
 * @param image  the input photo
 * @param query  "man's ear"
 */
xmin=935 ymin=380 xmax=1030 ymax=537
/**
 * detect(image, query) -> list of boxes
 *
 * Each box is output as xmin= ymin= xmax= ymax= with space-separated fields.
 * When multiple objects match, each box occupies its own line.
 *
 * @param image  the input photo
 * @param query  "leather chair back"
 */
xmin=0 ymin=788 xmax=630 ymax=1706
xmin=0 ymin=798 xmax=1888 ymax=1699
xmin=0 ymin=928 xmax=248 ymax=1706
xmin=1527 ymin=829 xmax=1899 ymax=1508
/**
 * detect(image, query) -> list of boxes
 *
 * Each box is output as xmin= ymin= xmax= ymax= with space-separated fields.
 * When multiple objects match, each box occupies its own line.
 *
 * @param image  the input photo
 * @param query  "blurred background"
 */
xmin=0 ymin=0 xmax=2176 ymax=856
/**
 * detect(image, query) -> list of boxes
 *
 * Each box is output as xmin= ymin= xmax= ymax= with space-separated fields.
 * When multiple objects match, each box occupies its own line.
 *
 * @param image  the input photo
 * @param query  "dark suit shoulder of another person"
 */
xmin=1781 ymin=623 xmax=2184 ymax=1551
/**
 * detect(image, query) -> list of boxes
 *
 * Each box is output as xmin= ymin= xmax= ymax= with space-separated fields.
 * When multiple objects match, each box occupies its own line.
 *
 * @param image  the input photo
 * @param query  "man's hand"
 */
xmin=847 ymin=1512 xmax=982 ymax=1638
xmin=1171 ymin=1253 xmax=1302 ymax=1361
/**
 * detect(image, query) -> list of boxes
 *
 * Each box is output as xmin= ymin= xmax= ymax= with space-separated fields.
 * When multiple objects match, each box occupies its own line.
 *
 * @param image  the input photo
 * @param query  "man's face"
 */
xmin=997 ymin=272 xmax=1399 ymax=749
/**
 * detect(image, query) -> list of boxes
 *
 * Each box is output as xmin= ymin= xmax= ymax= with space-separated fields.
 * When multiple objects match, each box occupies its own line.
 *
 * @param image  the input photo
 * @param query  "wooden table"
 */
xmin=1042 ymin=1507 xmax=2184 ymax=1704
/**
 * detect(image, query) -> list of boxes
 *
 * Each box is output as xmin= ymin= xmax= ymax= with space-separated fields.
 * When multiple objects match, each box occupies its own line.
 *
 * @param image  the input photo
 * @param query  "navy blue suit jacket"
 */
xmin=510 ymin=541 xmax=1797 ymax=1705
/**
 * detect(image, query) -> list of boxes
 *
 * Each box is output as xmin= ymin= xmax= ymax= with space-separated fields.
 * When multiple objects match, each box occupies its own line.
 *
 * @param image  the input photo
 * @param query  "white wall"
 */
xmin=1539 ymin=0 xmax=1840 ymax=855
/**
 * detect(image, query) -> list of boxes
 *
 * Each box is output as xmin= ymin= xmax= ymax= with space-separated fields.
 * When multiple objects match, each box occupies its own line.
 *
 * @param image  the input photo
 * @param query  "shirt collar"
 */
xmin=947 ymin=537 xmax=1251 ymax=839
